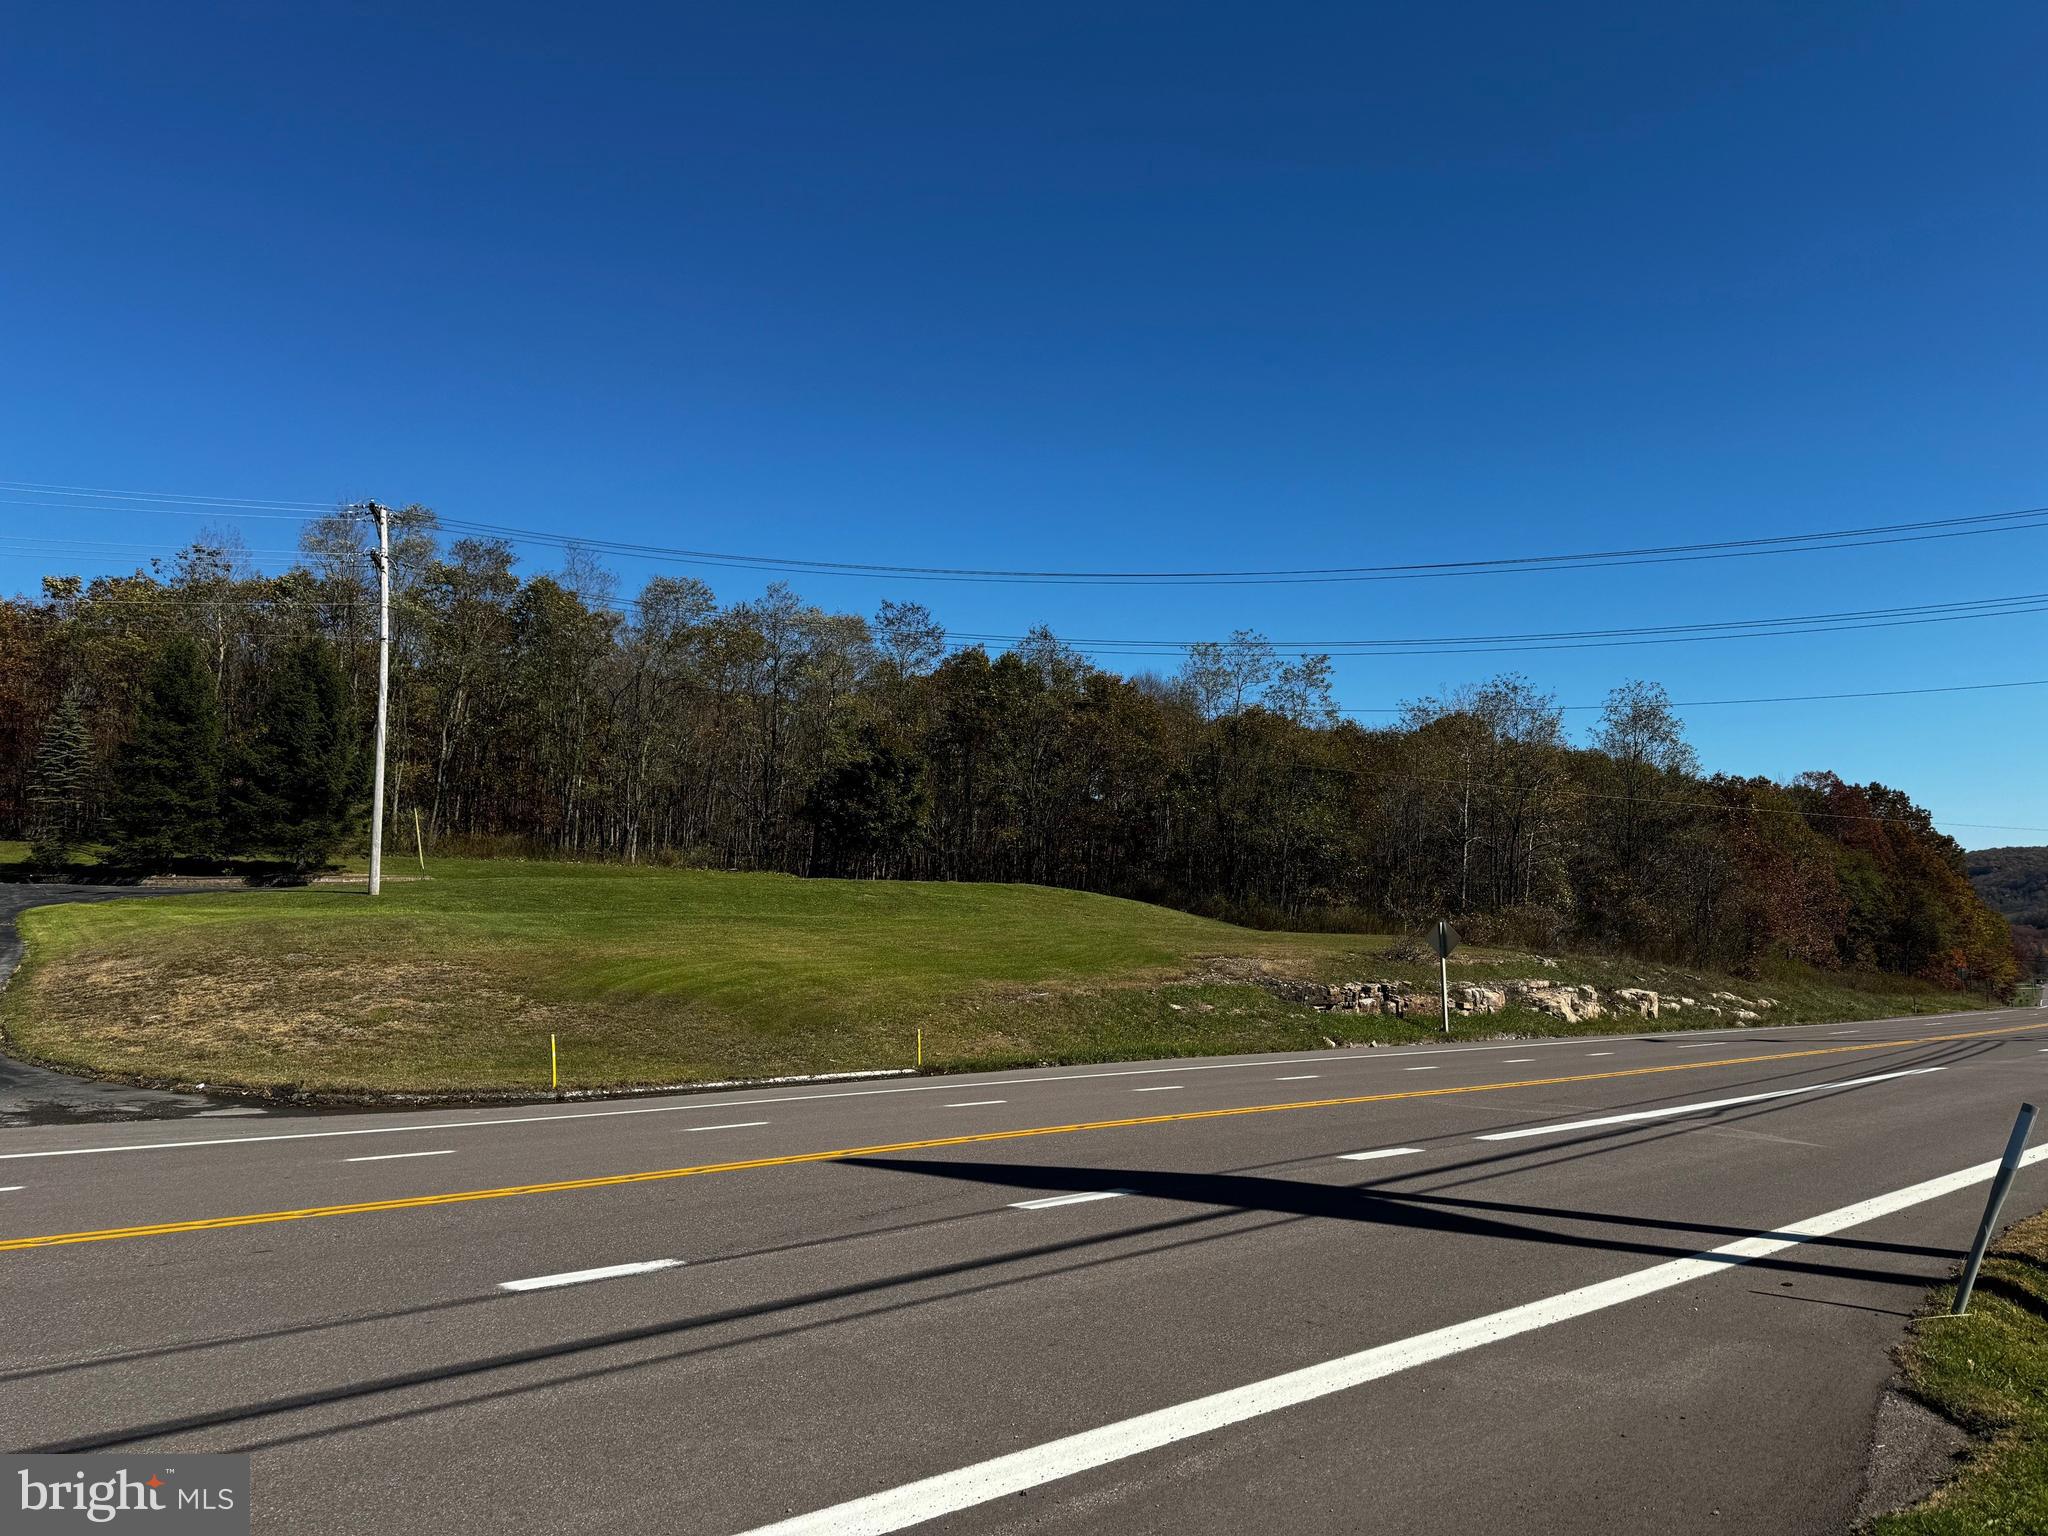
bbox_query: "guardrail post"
[1953,1101,2038,1315]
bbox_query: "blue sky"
[4,2,2044,840]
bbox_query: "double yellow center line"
[3,1020,2038,1254]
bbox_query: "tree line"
[0,511,2019,993]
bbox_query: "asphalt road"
[4,1006,2048,1534]
[0,883,267,1126]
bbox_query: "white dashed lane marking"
[501,1259,684,1292]
[1011,1191,1132,1211]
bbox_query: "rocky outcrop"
[1506,981,1603,1023]
[1260,974,1773,1025]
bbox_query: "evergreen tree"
[26,688,93,868]
[228,640,364,875]
[106,636,223,869]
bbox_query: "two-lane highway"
[3,1008,2045,1533]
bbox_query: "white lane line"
[1586,1052,1615,1058]
[1677,1044,1712,1049]
[0,1185,22,1193]
[1335,1148,1423,1162]
[945,1100,1008,1108]
[1404,1066,1438,1072]
[736,1142,2048,1536]
[685,1121,770,1132]
[1502,1058,1534,1063]
[1829,1030,1859,1036]
[1132,1086,1182,1093]
[1011,1190,1132,1210]
[344,1149,455,1163]
[1274,1075,1319,1082]
[500,1259,684,1293]
[1475,1068,1944,1142]
[7,1013,2010,1162]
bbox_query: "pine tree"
[26,688,94,868]
[106,636,223,870]
[227,640,364,875]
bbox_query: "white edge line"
[5,1011,2028,1162]
[945,1101,1008,1108]
[1335,1148,1423,1162]
[1475,1068,1944,1142]
[344,1149,456,1163]
[499,1258,684,1292]
[1010,1190,1132,1210]
[733,1143,2048,1536]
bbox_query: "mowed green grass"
[1,859,1998,1096]
[1873,1208,2048,1533]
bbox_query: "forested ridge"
[0,508,2019,994]
[1968,846,2048,979]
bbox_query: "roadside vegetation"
[1872,1208,2048,1533]
[1,860,1996,1098]
[1,531,2023,1002]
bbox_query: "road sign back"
[1432,921,1459,959]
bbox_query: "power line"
[26,585,2048,660]
[947,592,2048,653]
[7,477,2048,586]
[430,506,2048,586]
[0,481,336,510]
[1304,760,2048,835]
[1341,678,2048,714]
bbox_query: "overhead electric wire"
[427,506,2048,587]
[0,480,337,510]
[1302,760,2048,835]
[6,477,2048,586]
[945,592,2048,653]
[1340,677,2048,714]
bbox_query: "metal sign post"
[1432,921,1459,1035]
[1953,1101,2038,1315]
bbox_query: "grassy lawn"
[1,859,2000,1096]
[1873,1208,2048,1533]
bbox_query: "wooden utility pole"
[367,501,391,897]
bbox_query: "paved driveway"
[0,883,282,1127]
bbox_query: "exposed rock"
[1255,970,1769,1028]
[1506,980,1605,1024]
[1452,984,1507,1015]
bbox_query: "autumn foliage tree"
[0,525,2022,994]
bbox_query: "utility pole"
[367,501,391,897]
[1433,920,1459,1036]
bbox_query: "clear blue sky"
[4,2,2044,840]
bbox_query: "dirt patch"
[34,947,571,1053]
[1854,1387,1974,1525]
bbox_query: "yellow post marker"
[413,807,426,872]
[551,1034,558,1091]
[917,1029,923,1069]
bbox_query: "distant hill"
[1968,846,2048,928]
[1970,846,2048,982]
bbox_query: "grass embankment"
[1873,1209,2048,1533]
[1,859,1995,1097]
